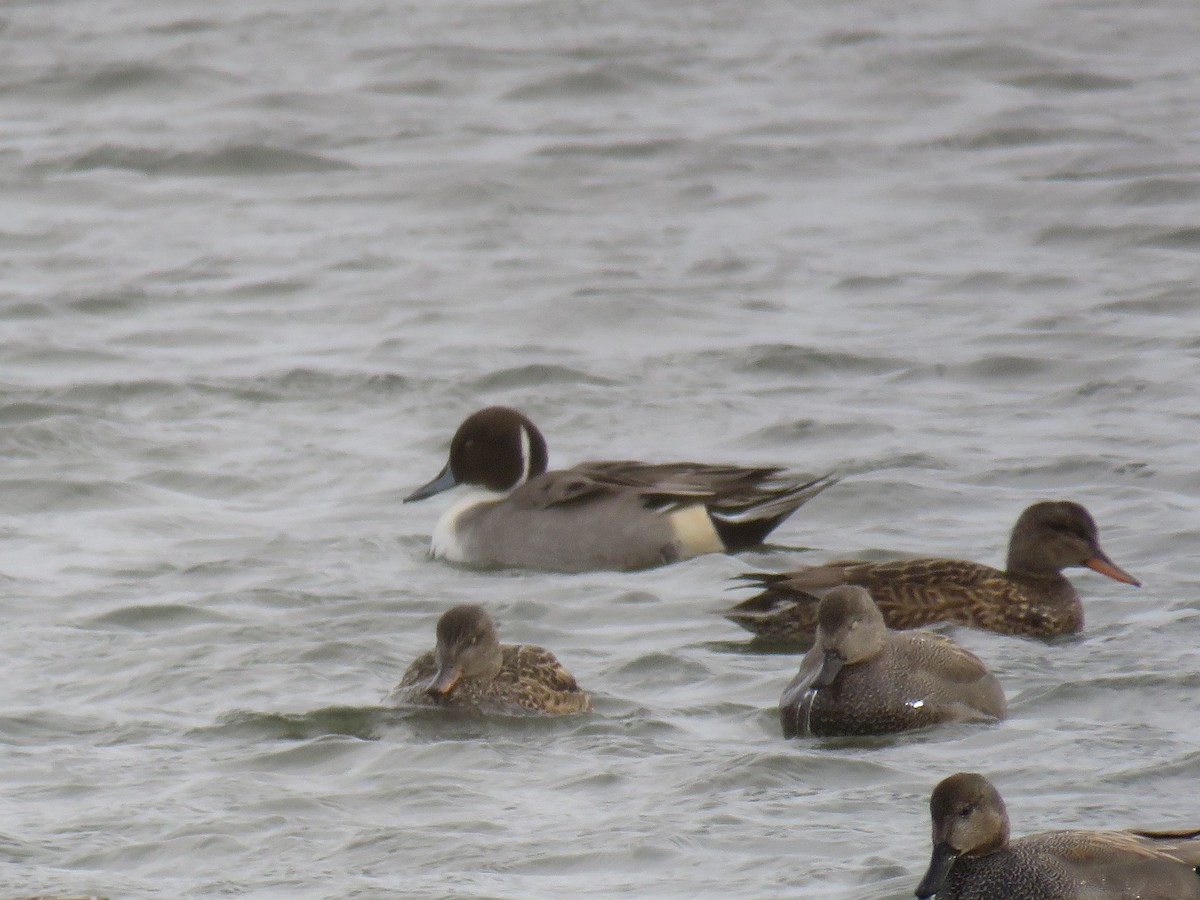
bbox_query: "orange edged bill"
[1084,553,1141,587]
[428,665,462,696]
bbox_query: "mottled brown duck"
[779,587,1005,738]
[916,772,1200,899]
[726,500,1139,644]
[389,604,590,715]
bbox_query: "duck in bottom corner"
[389,604,591,716]
[916,772,1200,899]
[779,586,1005,738]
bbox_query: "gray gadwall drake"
[916,772,1200,898]
[405,406,837,572]
[727,500,1139,644]
[389,605,590,716]
[779,587,1005,738]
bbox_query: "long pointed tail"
[710,473,839,550]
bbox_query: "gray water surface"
[2,0,1200,897]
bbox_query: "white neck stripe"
[517,424,532,486]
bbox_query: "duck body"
[732,557,1084,644]
[927,831,1200,899]
[779,587,1005,738]
[391,642,590,716]
[728,501,1139,644]
[917,773,1200,900]
[388,604,590,716]
[406,407,837,572]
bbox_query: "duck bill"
[915,843,959,898]
[1084,552,1140,587]
[427,664,463,697]
[813,650,845,689]
[405,462,459,503]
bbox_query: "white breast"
[430,488,500,562]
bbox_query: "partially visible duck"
[779,586,1005,738]
[405,406,837,572]
[726,500,1139,644]
[389,604,590,716]
[916,772,1200,898]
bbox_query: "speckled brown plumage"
[779,587,1005,738]
[917,772,1200,899]
[388,605,590,716]
[726,501,1139,645]
[731,556,1081,643]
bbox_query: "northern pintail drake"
[916,772,1200,899]
[779,586,1005,738]
[405,406,838,572]
[726,500,1139,644]
[389,604,591,716]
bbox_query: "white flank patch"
[667,504,724,557]
[431,488,500,562]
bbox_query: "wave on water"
[534,137,690,160]
[469,363,617,391]
[12,60,234,98]
[727,343,909,378]
[504,63,693,101]
[84,603,237,631]
[204,706,385,742]
[0,478,153,514]
[64,143,354,177]
[204,703,601,744]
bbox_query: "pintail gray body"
[779,586,1006,738]
[405,406,838,572]
[916,772,1200,899]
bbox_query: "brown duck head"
[811,586,888,687]
[916,772,1011,898]
[405,407,550,501]
[1005,500,1140,586]
[428,604,505,696]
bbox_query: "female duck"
[390,604,590,716]
[729,500,1139,644]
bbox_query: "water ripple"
[64,143,354,176]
